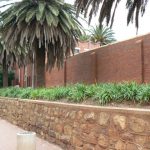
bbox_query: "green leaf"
[36,1,45,21]
[45,9,58,27]
[52,14,58,26]
[48,5,59,16]
[39,1,45,15]
[25,8,36,23]
[45,11,53,26]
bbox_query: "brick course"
[77,41,100,53]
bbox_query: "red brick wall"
[66,51,95,84]
[45,34,150,87]
[77,41,100,53]
[142,34,150,83]
[19,67,25,87]
[16,33,150,87]
[45,67,65,87]
[15,64,32,87]
[96,39,143,83]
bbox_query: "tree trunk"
[3,51,8,87]
[35,45,45,87]
[31,52,35,88]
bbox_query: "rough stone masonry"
[0,97,150,150]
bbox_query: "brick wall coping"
[0,97,149,115]
[85,32,150,53]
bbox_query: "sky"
[66,0,150,41]
[1,0,150,41]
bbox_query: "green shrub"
[0,82,150,105]
[18,88,33,99]
[68,84,87,102]
[136,84,150,103]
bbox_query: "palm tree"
[75,0,148,29]
[1,0,82,87]
[89,26,116,46]
[0,38,27,87]
[0,42,8,87]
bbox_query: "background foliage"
[0,69,14,87]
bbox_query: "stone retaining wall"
[0,97,150,150]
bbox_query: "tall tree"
[75,0,148,29]
[0,39,27,87]
[89,26,116,46]
[1,0,82,87]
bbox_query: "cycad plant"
[1,0,82,87]
[89,26,116,46]
[79,33,90,42]
[75,0,148,29]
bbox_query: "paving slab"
[0,119,63,150]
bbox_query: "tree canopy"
[1,0,82,70]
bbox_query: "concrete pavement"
[0,119,62,150]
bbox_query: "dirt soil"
[59,99,150,109]
[83,101,150,109]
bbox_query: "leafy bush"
[136,84,150,103]
[0,70,15,87]
[0,82,150,105]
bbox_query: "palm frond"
[75,0,149,29]
[0,36,28,68]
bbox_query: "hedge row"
[0,82,150,105]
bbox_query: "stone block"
[113,115,126,130]
[69,111,76,119]
[98,134,109,148]
[82,132,97,144]
[64,125,72,136]
[72,136,83,147]
[77,111,83,120]
[84,112,95,122]
[83,144,95,150]
[75,146,83,150]
[55,124,64,133]
[121,133,133,141]
[115,140,126,150]
[135,135,147,146]
[129,117,146,133]
[59,135,71,144]
[126,143,137,150]
[108,127,119,141]
[98,112,110,126]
